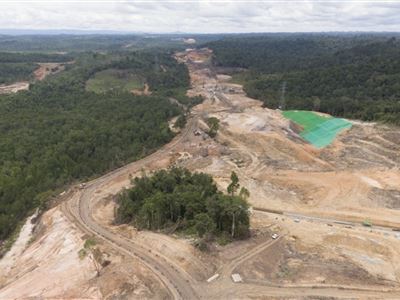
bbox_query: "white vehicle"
[272,233,279,239]
[294,218,300,223]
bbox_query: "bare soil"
[2,48,400,299]
[0,81,29,94]
[34,62,66,81]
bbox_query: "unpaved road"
[61,117,199,300]
[4,47,400,299]
[58,48,400,299]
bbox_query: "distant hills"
[0,29,144,35]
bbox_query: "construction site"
[1,48,400,299]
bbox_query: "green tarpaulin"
[283,110,352,148]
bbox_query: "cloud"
[0,0,399,33]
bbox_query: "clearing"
[86,69,144,93]
[2,48,400,299]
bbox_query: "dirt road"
[5,47,400,299]
[58,48,400,299]
[61,117,199,300]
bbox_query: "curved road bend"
[62,117,199,300]
[60,80,400,299]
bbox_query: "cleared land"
[86,69,144,93]
[0,62,68,95]
[34,62,66,81]
[2,48,400,299]
[0,81,29,94]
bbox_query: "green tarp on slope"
[282,110,352,148]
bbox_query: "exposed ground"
[2,47,400,299]
[0,81,29,94]
[0,61,68,95]
[34,62,66,81]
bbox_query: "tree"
[117,168,250,242]
[78,238,102,277]
[239,187,250,200]
[227,171,240,196]
[207,117,220,138]
[174,114,186,129]
[194,213,215,237]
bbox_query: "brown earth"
[0,61,70,95]
[2,48,400,299]
[34,62,66,81]
[132,83,151,96]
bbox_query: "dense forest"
[0,63,37,84]
[0,49,192,245]
[0,34,222,52]
[117,168,250,242]
[0,52,72,84]
[206,34,400,124]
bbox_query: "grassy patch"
[86,69,144,93]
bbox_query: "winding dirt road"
[61,117,199,300]
[57,49,400,299]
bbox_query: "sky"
[0,0,400,33]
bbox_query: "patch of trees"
[206,34,400,124]
[109,51,191,92]
[206,117,220,138]
[0,34,223,52]
[0,49,189,244]
[117,168,250,242]
[0,63,37,84]
[0,52,73,63]
[0,52,73,84]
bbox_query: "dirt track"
[3,48,400,299]
[61,118,199,300]
[58,48,400,298]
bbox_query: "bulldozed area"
[0,81,29,94]
[33,62,66,81]
[175,47,400,292]
[0,62,67,95]
[2,48,400,299]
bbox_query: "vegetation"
[117,168,250,241]
[206,117,220,138]
[0,34,223,52]
[0,49,193,243]
[0,63,37,84]
[174,114,187,129]
[206,34,400,124]
[0,52,72,84]
[0,52,73,63]
[86,69,144,93]
[78,237,108,276]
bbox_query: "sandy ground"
[0,81,29,94]
[0,208,100,299]
[177,47,400,289]
[2,47,400,299]
[0,212,38,275]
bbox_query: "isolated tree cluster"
[117,168,250,240]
